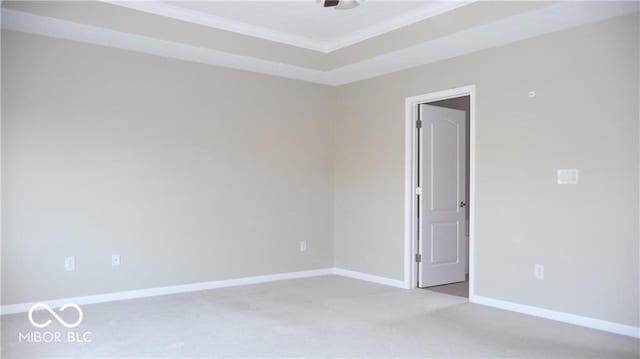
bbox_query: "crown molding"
[2,2,638,86]
[1,8,332,84]
[103,1,330,52]
[324,1,473,52]
[325,1,640,85]
[104,0,475,53]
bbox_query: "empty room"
[1,0,639,358]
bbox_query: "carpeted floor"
[2,275,638,358]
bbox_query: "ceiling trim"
[104,0,474,53]
[324,1,473,52]
[325,1,640,85]
[1,8,331,84]
[2,2,638,86]
[104,0,329,52]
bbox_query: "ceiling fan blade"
[324,0,339,7]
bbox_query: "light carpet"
[2,275,638,358]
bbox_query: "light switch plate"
[65,256,75,271]
[557,169,578,184]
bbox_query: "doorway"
[403,85,476,300]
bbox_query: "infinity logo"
[28,303,83,329]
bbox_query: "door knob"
[460,201,467,208]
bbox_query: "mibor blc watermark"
[19,303,93,344]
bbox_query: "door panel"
[431,119,459,211]
[418,104,466,288]
[430,222,459,265]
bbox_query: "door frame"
[403,85,476,299]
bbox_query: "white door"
[418,104,466,288]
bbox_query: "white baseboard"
[332,268,408,289]
[1,267,407,315]
[6,268,634,339]
[1,268,333,315]
[470,294,640,338]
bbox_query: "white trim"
[103,1,329,53]
[471,295,640,339]
[326,1,472,52]
[2,2,638,86]
[325,1,640,85]
[0,8,331,85]
[1,268,333,315]
[104,1,474,53]
[4,268,636,339]
[1,268,408,316]
[404,85,476,294]
[332,268,408,289]
[469,88,476,300]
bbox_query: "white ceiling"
[111,0,472,52]
[166,1,437,42]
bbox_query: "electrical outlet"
[112,254,121,266]
[535,264,544,279]
[557,169,579,184]
[65,256,75,271]
[299,240,307,252]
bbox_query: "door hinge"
[415,253,422,263]
[416,119,422,128]
[415,187,422,196]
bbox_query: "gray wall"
[1,31,335,304]
[334,14,639,326]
